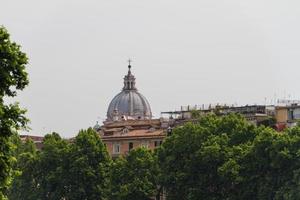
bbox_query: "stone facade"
[98,119,166,157]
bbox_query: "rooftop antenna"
[284,90,287,100]
[264,97,267,105]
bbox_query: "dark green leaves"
[8,129,112,200]
[111,148,159,200]
[0,26,28,98]
[0,26,29,199]
[158,114,300,200]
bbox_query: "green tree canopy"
[8,136,38,200]
[65,128,111,200]
[158,114,300,200]
[245,126,300,200]
[9,132,70,200]
[8,129,112,200]
[36,132,70,199]
[111,148,160,200]
[0,26,29,199]
[7,113,300,200]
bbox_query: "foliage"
[65,128,111,200]
[111,147,159,200]
[257,116,277,128]
[232,126,300,199]
[8,133,68,200]
[157,114,254,200]
[158,114,300,200]
[190,110,201,119]
[35,132,70,199]
[8,114,300,200]
[8,129,111,200]
[0,26,29,199]
[8,135,38,200]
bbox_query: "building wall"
[103,139,163,157]
[276,108,288,123]
[293,108,300,120]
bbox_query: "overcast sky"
[1,0,300,137]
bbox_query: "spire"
[123,59,136,91]
[127,59,132,75]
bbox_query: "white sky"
[1,0,300,137]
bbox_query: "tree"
[8,136,39,200]
[190,110,201,119]
[157,114,257,200]
[158,114,300,199]
[274,169,300,200]
[242,126,300,200]
[0,26,29,199]
[111,148,160,200]
[8,130,112,200]
[9,132,70,200]
[35,132,70,199]
[257,116,277,128]
[65,128,111,200]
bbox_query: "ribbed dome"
[106,63,152,121]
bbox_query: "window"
[113,143,121,154]
[122,128,129,134]
[154,140,163,147]
[129,142,133,151]
[140,141,149,148]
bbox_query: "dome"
[106,63,152,121]
[107,90,152,121]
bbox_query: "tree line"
[5,114,300,200]
[8,129,159,200]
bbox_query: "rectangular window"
[140,141,149,148]
[154,140,163,147]
[129,142,133,151]
[113,143,121,154]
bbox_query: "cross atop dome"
[127,59,132,75]
[127,58,132,75]
[128,58,132,67]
